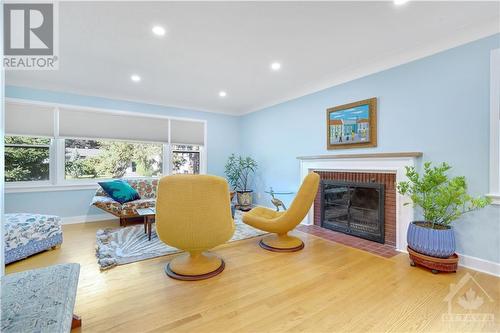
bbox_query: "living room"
[1,1,500,332]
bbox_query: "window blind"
[170,119,205,145]
[58,108,170,143]
[5,102,55,137]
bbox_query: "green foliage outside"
[224,154,258,191]
[66,140,162,179]
[397,162,491,229]
[5,136,50,182]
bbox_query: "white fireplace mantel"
[299,152,422,252]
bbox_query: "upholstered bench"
[91,178,158,226]
[1,263,81,333]
[4,213,63,264]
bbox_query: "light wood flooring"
[6,220,500,333]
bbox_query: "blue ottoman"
[4,213,63,264]
[1,263,80,333]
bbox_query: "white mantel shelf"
[297,152,423,160]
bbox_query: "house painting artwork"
[327,98,377,149]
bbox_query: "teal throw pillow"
[98,180,141,204]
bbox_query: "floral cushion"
[92,196,123,216]
[122,199,156,216]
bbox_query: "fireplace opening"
[321,180,385,243]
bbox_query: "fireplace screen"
[321,180,385,243]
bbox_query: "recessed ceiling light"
[219,91,227,97]
[394,0,409,5]
[152,25,166,36]
[270,62,281,71]
[130,74,141,82]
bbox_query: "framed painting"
[326,97,377,149]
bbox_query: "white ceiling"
[6,1,500,116]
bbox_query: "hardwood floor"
[6,220,500,332]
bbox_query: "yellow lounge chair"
[156,174,235,280]
[243,172,320,252]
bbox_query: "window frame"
[170,143,203,175]
[5,99,208,193]
[59,137,166,185]
[4,135,53,187]
[488,48,500,205]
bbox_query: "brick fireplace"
[313,171,396,247]
[298,152,422,252]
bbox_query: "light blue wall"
[5,86,240,218]
[241,34,500,263]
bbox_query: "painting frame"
[326,97,377,150]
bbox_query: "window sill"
[5,183,99,193]
[486,193,500,205]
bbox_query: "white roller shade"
[170,119,205,145]
[59,108,170,142]
[5,102,55,137]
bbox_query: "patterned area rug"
[95,210,265,270]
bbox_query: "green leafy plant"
[224,154,258,192]
[397,162,491,229]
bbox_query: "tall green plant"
[397,162,491,229]
[224,154,258,191]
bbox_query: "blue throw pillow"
[98,180,141,204]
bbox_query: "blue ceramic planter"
[407,222,455,258]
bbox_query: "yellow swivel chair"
[243,172,320,252]
[156,175,235,280]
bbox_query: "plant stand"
[235,204,252,212]
[407,246,458,274]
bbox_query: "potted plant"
[397,162,490,258]
[224,154,258,211]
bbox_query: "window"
[172,145,201,174]
[65,139,163,180]
[5,136,51,182]
[4,100,206,191]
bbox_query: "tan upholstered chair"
[243,172,320,252]
[156,174,235,280]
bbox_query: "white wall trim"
[299,155,420,252]
[61,213,117,225]
[458,253,500,277]
[6,183,98,193]
[489,48,500,205]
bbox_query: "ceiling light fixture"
[219,91,227,97]
[152,25,166,36]
[130,74,141,82]
[270,62,281,71]
[394,0,409,5]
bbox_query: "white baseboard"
[61,213,117,225]
[457,253,500,277]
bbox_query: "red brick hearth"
[300,170,398,257]
[297,224,399,258]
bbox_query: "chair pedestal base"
[165,252,225,281]
[259,234,304,252]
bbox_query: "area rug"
[95,210,265,270]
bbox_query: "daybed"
[91,178,158,225]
